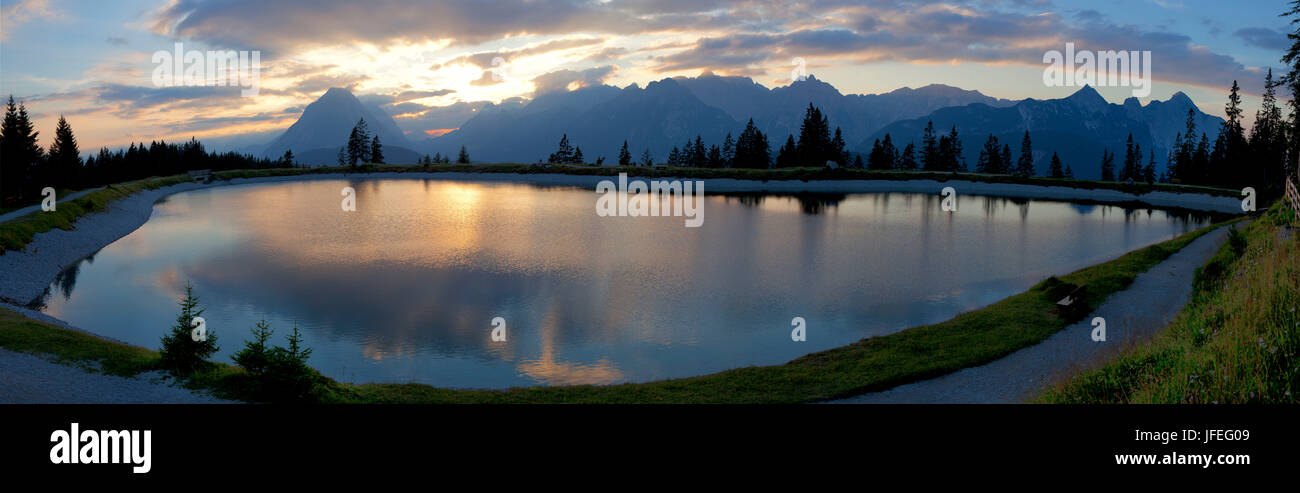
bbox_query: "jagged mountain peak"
[261,87,415,164]
[1066,84,1107,108]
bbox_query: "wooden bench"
[1055,284,1088,319]
[187,169,213,183]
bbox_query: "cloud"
[94,83,244,109]
[0,0,60,40]
[441,37,606,69]
[387,99,527,135]
[143,0,1266,97]
[283,73,371,96]
[1234,27,1289,51]
[530,65,618,95]
[651,3,1261,91]
[470,70,504,87]
[74,83,260,121]
[150,0,664,54]
[393,89,455,101]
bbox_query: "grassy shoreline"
[1039,203,1297,403]
[0,217,1233,403]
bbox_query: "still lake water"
[34,178,1211,388]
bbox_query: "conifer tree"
[370,135,384,164]
[48,115,81,187]
[159,283,219,375]
[720,133,735,167]
[1015,130,1034,177]
[1100,148,1116,181]
[1049,152,1064,178]
[921,120,939,170]
[0,96,42,205]
[617,141,632,166]
[777,134,798,168]
[900,142,917,170]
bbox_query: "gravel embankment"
[827,223,1238,404]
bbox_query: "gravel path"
[828,223,1238,404]
[0,349,229,403]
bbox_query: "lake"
[33,178,1212,388]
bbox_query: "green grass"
[0,216,1231,403]
[1039,202,1298,403]
[0,175,192,253]
[0,308,157,376]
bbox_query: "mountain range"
[420,74,1017,164]
[254,76,1223,179]
[864,85,1223,179]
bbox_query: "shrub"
[232,320,320,402]
[232,319,274,377]
[159,283,219,375]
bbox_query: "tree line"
[862,63,1293,196]
[1165,73,1288,200]
[0,96,281,208]
[544,103,851,169]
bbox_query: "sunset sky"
[0,0,1291,153]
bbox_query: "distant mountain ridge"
[861,85,1224,180]
[260,80,1221,178]
[419,74,1015,163]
